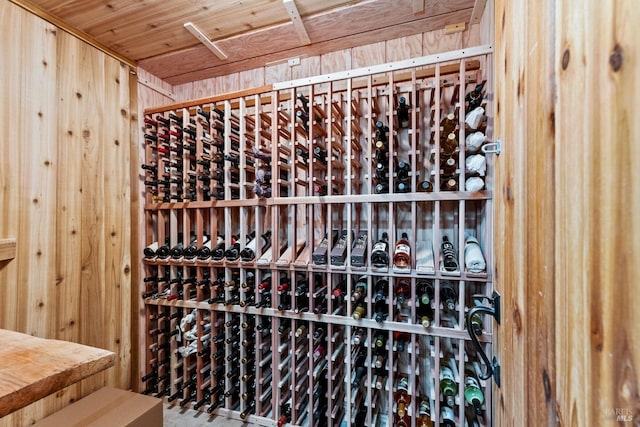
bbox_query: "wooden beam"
[444,22,466,34]
[470,0,488,24]
[0,239,16,261]
[413,0,426,15]
[283,0,311,45]
[6,0,136,69]
[184,22,228,61]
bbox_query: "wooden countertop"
[0,329,115,417]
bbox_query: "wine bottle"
[395,279,410,305]
[397,96,410,128]
[350,231,368,267]
[442,132,458,155]
[441,176,458,191]
[441,405,456,426]
[240,230,271,262]
[351,275,368,301]
[464,365,485,415]
[392,232,411,270]
[417,180,433,192]
[155,238,171,259]
[371,232,390,268]
[417,300,433,328]
[331,280,347,298]
[330,230,351,266]
[195,235,217,260]
[352,302,366,320]
[464,233,486,273]
[465,81,486,111]
[352,352,367,388]
[440,113,457,138]
[396,161,411,182]
[374,120,389,144]
[224,235,241,261]
[441,236,459,271]
[440,365,458,407]
[465,106,485,130]
[417,280,434,305]
[294,324,307,338]
[374,181,389,194]
[373,278,388,323]
[143,241,158,258]
[394,376,410,417]
[441,155,458,175]
[312,230,338,265]
[440,282,457,311]
[211,236,227,261]
[352,328,364,345]
[417,399,434,427]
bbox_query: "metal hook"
[466,291,501,387]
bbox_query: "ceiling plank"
[184,22,228,60]
[283,0,311,45]
[143,8,473,85]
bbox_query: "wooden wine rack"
[141,45,495,427]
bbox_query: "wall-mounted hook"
[481,140,501,155]
[466,290,501,387]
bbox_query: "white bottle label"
[395,243,410,256]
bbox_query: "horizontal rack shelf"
[141,299,493,344]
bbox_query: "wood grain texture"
[0,1,134,425]
[494,0,640,425]
[386,34,423,63]
[0,329,115,418]
[139,7,474,84]
[556,0,640,425]
[493,0,553,423]
[25,0,361,60]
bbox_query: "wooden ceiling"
[19,0,483,85]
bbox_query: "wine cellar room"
[0,0,638,426]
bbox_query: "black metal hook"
[466,290,501,387]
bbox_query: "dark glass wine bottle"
[397,96,410,128]
[371,232,390,268]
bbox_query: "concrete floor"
[163,403,259,426]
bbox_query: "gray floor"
[163,403,259,426]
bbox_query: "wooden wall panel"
[385,34,422,63]
[555,0,640,425]
[493,0,640,425]
[320,48,351,75]
[292,55,321,81]
[351,41,386,69]
[0,1,135,424]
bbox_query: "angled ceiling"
[22,0,482,85]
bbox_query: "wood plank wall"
[494,0,640,425]
[0,1,136,425]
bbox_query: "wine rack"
[140,45,495,427]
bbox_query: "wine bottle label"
[441,405,455,421]
[465,375,481,389]
[394,243,411,257]
[440,367,455,382]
